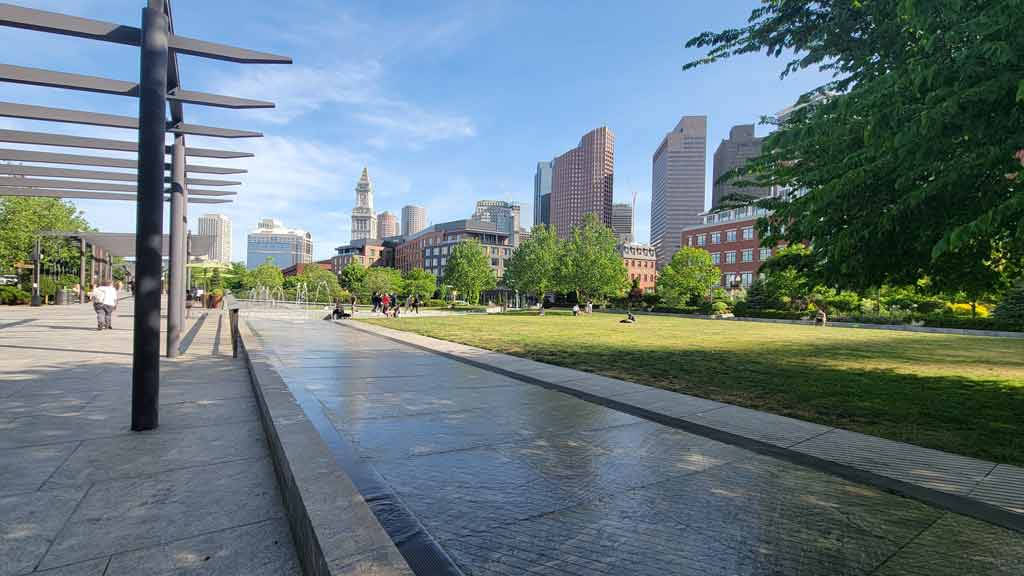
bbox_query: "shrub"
[711,301,729,314]
[995,281,1024,327]
[425,298,447,308]
[0,285,30,305]
[946,302,989,318]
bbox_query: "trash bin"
[55,289,68,305]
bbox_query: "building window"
[441,257,446,266]
[687,236,693,247]
[711,232,721,245]
[491,258,498,266]
[711,252,721,265]
[741,249,753,263]
[742,227,754,241]
[741,272,753,287]
[725,251,737,264]
[726,229,737,242]
[759,247,772,260]
[697,234,706,247]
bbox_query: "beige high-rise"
[401,204,427,237]
[196,213,232,264]
[651,116,707,268]
[550,126,614,239]
[377,211,399,239]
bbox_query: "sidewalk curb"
[239,319,415,576]
[345,320,1024,535]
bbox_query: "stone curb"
[345,320,1024,535]
[600,309,1024,338]
[238,319,415,576]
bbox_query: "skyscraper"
[651,116,707,268]
[551,126,614,239]
[402,205,427,237]
[712,124,767,209]
[246,218,313,269]
[196,213,232,264]
[533,160,553,228]
[351,167,377,241]
[377,211,399,238]
[611,202,633,243]
[473,200,522,246]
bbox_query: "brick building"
[281,259,334,277]
[681,205,786,288]
[332,238,396,270]
[394,219,514,281]
[619,243,657,293]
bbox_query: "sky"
[0,0,832,262]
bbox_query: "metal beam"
[0,164,241,186]
[0,148,247,174]
[0,187,231,203]
[0,176,232,196]
[0,64,274,109]
[0,129,253,158]
[0,64,137,96]
[0,3,291,64]
[0,101,262,138]
[169,187,236,196]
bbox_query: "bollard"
[230,308,239,358]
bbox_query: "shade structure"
[42,231,216,259]
[0,0,290,430]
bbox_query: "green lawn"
[362,313,1024,466]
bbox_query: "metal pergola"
[0,1,290,430]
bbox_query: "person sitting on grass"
[572,303,580,317]
[815,308,828,327]
[620,311,636,324]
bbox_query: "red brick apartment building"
[394,219,514,280]
[619,243,657,293]
[681,206,786,288]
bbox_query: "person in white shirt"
[90,280,118,330]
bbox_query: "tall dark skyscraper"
[712,124,767,209]
[651,116,707,268]
[551,126,614,239]
[612,202,633,243]
[533,160,553,228]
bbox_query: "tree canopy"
[295,264,346,302]
[442,239,496,304]
[503,224,560,300]
[338,261,367,292]
[685,0,1024,292]
[557,213,628,302]
[401,267,436,299]
[0,197,92,272]
[655,246,721,307]
[248,258,284,290]
[360,267,403,299]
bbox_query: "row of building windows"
[693,227,755,247]
[709,247,772,265]
[721,272,755,287]
[626,259,654,268]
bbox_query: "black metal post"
[78,237,86,303]
[30,236,41,306]
[230,308,239,358]
[131,0,168,432]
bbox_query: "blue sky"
[0,0,830,261]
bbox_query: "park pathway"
[0,302,299,576]
[247,315,1024,576]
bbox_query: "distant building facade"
[377,211,399,239]
[246,218,313,269]
[551,126,614,239]
[394,218,513,281]
[533,160,553,228]
[619,242,657,293]
[651,115,707,269]
[611,202,633,243]
[332,238,396,270]
[281,260,334,277]
[712,124,768,209]
[196,213,231,264]
[351,167,377,241]
[473,200,521,246]
[401,204,427,237]
[681,205,786,288]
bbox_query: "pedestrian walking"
[90,280,118,330]
[413,295,421,314]
[381,293,391,316]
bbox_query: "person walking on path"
[412,295,421,314]
[90,280,118,330]
[381,293,391,316]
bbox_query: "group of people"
[571,301,594,317]
[370,292,423,318]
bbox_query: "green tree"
[557,214,628,302]
[224,262,249,291]
[361,267,403,300]
[442,239,496,305]
[0,197,92,272]
[995,279,1024,327]
[684,1,1024,292]
[209,268,223,290]
[296,264,346,302]
[655,247,721,308]
[248,258,284,290]
[338,261,367,292]
[402,268,436,299]
[503,224,560,312]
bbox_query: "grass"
[362,313,1024,466]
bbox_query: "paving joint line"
[341,320,1024,534]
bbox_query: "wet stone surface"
[251,317,1024,576]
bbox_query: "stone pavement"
[0,303,299,576]
[245,315,1024,576]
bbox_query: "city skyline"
[0,1,831,262]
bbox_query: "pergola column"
[131,0,169,431]
[78,237,86,303]
[166,133,186,358]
